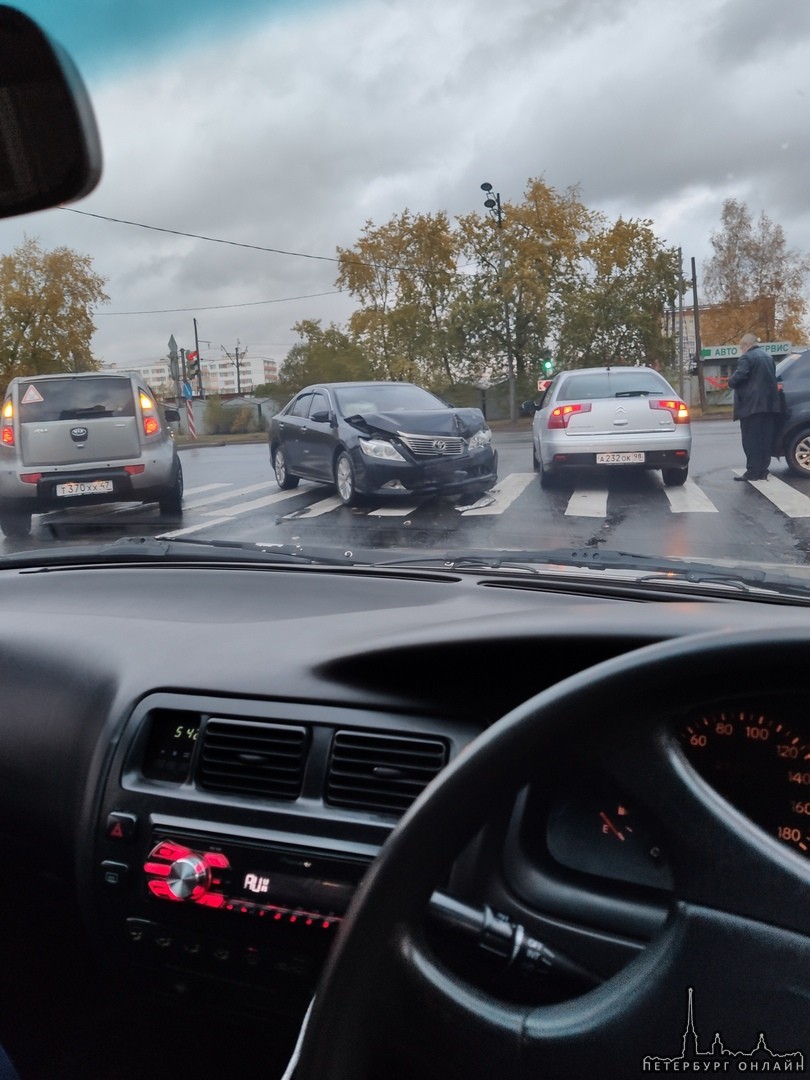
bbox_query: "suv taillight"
[548,402,591,429]
[650,399,689,424]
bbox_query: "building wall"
[199,356,278,395]
[102,356,279,397]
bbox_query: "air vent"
[199,719,309,799]
[325,730,448,814]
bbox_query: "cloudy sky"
[2,0,809,370]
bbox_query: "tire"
[334,451,361,506]
[158,462,184,519]
[538,455,556,489]
[273,446,300,489]
[0,504,32,539]
[662,466,688,487]
[786,428,810,478]
[532,442,540,471]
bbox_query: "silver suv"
[0,371,183,537]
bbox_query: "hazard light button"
[106,812,137,842]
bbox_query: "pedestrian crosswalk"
[733,470,810,518]
[663,480,718,514]
[157,468,810,537]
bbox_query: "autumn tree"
[454,178,594,396]
[336,210,460,385]
[0,237,109,381]
[331,178,690,407]
[276,320,374,401]
[335,182,595,405]
[702,198,810,343]
[556,218,681,372]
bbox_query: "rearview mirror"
[0,5,101,218]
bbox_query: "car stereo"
[141,831,368,925]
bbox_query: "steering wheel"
[294,629,810,1079]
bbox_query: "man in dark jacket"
[727,333,782,480]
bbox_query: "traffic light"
[187,352,200,379]
[542,357,554,373]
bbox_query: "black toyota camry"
[268,381,498,506]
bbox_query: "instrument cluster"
[541,701,810,891]
[678,702,810,861]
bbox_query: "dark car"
[774,350,810,476]
[268,381,498,505]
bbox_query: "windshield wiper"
[375,547,810,599]
[0,535,354,569]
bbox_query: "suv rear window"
[776,353,810,382]
[557,371,670,401]
[18,377,137,422]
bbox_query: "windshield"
[0,1,809,593]
[333,384,446,415]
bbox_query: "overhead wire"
[59,206,478,276]
[58,206,482,319]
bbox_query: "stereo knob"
[145,841,230,904]
[166,853,211,901]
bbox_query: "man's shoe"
[734,473,754,481]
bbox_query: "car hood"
[345,408,486,437]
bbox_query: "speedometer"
[679,707,810,860]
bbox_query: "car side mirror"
[521,400,538,415]
[0,6,102,218]
[310,409,332,424]
[164,407,181,423]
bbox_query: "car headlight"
[358,439,406,462]
[467,428,492,451]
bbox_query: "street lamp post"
[481,182,516,422]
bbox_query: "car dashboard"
[0,559,808,1078]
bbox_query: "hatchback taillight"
[548,402,592,429]
[139,392,161,437]
[650,399,689,423]
[1,399,13,446]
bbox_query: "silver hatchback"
[525,366,691,487]
[0,371,183,537]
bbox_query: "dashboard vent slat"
[199,719,309,799]
[326,730,448,814]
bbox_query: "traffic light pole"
[193,317,204,397]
